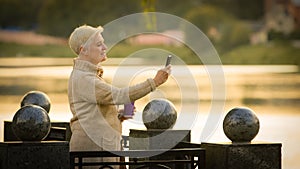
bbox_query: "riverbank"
[1,42,300,66]
[1,31,300,65]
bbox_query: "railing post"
[78,156,82,169]
[200,150,205,169]
[69,153,74,169]
[190,155,195,169]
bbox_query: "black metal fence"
[70,148,205,169]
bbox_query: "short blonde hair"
[68,25,103,55]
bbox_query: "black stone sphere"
[21,91,51,113]
[142,99,177,130]
[223,107,260,143]
[12,105,51,141]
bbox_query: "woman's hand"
[118,107,136,122]
[153,65,171,87]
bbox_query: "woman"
[68,25,171,168]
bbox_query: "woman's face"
[86,32,107,65]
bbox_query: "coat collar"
[73,58,97,72]
[73,58,104,77]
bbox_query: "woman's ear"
[79,45,88,56]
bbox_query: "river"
[0,58,299,169]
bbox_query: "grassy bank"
[222,41,300,66]
[1,41,300,65]
[0,42,75,58]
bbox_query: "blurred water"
[0,63,299,169]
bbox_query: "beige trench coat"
[68,59,156,168]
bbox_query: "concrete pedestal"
[129,129,191,150]
[0,141,69,169]
[129,129,191,169]
[4,121,71,141]
[201,142,282,169]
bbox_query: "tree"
[201,0,264,20]
[185,5,251,53]
[37,0,140,37]
[0,0,43,29]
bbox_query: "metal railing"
[70,148,205,169]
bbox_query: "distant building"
[265,0,300,33]
[251,0,300,44]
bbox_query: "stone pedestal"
[4,121,71,141]
[129,129,191,150]
[201,142,282,169]
[0,141,69,169]
[129,129,191,169]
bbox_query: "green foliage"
[185,5,251,54]
[219,21,251,52]
[107,43,200,64]
[185,5,233,33]
[37,0,140,37]
[0,0,43,29]
[222,41,300,65]
[0,42,200,64]
[154,0,201,17]
[2,42,300,66]
[0,42,74,57]
[0,0,264,36]
[268,29,300,40]
[202,0,264,20]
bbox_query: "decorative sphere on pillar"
[12,105,51,141]
[142,99,177,130]
[223,107,260,143]
[21,91,51,113]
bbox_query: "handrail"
[70,148,205,169]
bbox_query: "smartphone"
[165,55,172,67]
[123,102,135,118]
